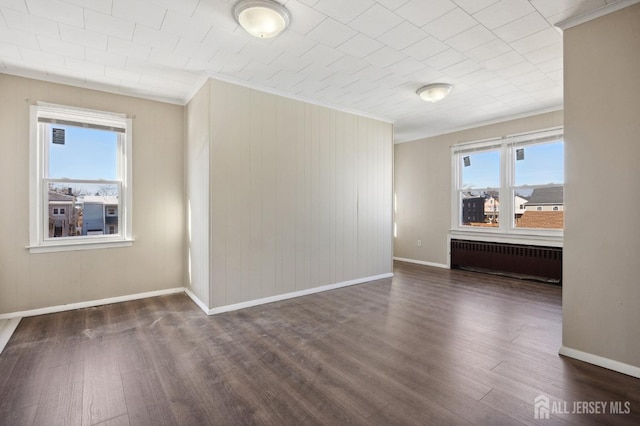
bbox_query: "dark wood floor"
[1,261,638,425]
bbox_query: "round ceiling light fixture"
[416,83,453,103]
[233,0,290,39]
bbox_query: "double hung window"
[29,103,133,252]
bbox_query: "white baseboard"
[0,318,21,354]
[0,287,185,320]
[559,346,640,379]
[184,288,210,315]
[393,257,449,269]
[207,273,394,315]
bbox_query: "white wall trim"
[393,257,449,269]
[207,273,394,315]
[0,318,21,354]
[555,0,640,30]
[0,287,185,320]
[559,346,640,379]
[184,288,210,315]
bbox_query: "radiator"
[450,239,562,283]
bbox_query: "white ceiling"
[0,0,623,142]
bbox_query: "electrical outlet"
[417,239,422,247]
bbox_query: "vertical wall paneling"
[225,84,252,305]
[194,79,393,310]
[318,108,332,287]
[186,81,211,307]
[334,112,345,283]
[294,102,307,291]
[249,89,264,301]
[209,81,228,307]
[277,97,297,296]
[356,116,368,277]
[259,92,278,299]
[343,115,357,281]
[309,104,321,289]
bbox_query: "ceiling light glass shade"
[417,83,453,103]
[234,0,290,39]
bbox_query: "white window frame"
[28,102,134,253]
[450,127,564,247]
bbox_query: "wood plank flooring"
[1,261,639,425]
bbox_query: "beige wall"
[0,74,185,314]
[563,4,640,369]
[394,110,563,266]
[187,79,393,309]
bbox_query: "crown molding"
[555,0,640,30]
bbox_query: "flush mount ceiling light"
[416,83,453,103]
[233,0,290,39]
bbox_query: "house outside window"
[451,127,564,243]
[29,102,133,253]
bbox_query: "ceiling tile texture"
[0,0,622,141]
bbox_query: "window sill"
[449,229,562,247]
[27,238,135,254]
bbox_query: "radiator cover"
[450,239,562,283]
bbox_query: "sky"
[48,124,119,197]
[48,124,117,181]
[461,141,564,190]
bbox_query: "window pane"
[47,182,119,239]
[460,191,500,227]
[48,124,118,180]
[461,150,500,189]
[514,141,564,186]
[514,186,564,229]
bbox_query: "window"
[452,128,564,240]
[29,102,133,253]
[458,146,501,228]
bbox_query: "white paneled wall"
[187,79,393,310]
[185,81,211,307]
